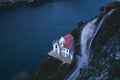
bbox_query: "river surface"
[0,0,115,80]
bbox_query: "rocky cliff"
[78,2,120,80]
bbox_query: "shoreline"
[0,0,60,9]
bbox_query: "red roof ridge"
[63,34,73,49]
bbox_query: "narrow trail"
[80,18,98,67]
[67,9,116,80]
[67,18,98,80]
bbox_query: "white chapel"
[52,34,74,60]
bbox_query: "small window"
[66,54,69,57]
[55,45,57,48]
[60,43,62,45]
[66,50,68,52]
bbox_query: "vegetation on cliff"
[31,57,72,80]
[71,22,84,56]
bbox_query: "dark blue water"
[0,0,115,80]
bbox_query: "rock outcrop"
[78,1,120,80]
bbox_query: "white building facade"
[53,34,74,60]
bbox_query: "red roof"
[63,34,73,49]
